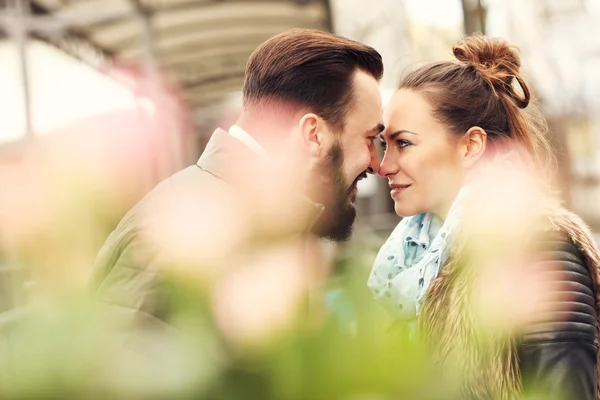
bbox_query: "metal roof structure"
[1,0,331,110]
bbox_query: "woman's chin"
[394,202,422,218]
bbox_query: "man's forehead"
[369,123,385,134]
[346,73,384,135]
[352,71,382,102]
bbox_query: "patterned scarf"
[368,187,469,318]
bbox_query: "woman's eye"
[397,140,412,149]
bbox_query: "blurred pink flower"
[472,254,571,334]
[211,242,315,348]
[139,184,251,281]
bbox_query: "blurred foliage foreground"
[0,120,562,399]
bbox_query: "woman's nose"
[378,150,398,178]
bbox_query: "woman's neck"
[433,187,464,222]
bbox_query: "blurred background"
[2,0,598,236]
[0,0,599,398]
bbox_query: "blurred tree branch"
[461,0,487,35]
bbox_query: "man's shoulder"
[91,163,236,275]
[102,164,229,238]
[168,163,229,191]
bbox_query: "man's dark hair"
[243,29,383,131]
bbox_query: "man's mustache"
[349,171,369,192]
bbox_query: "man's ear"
[299,113,326,157]
[462,126,487,168]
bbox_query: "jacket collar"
[197,128,254,185]
[228,124,269,158]
[197,128,324,234]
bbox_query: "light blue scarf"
[368,187,469,319]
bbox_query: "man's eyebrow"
[368,124,385,135]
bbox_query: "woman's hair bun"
[453,34,529,108]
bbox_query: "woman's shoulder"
[537,207,600,272]
[522,210,599,344]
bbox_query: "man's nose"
[367,147,381,175]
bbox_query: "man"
[89,28,384,328]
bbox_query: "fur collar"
[419,207,600,399]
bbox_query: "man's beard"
[309,143,366,242]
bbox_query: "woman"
[368,34,600,400]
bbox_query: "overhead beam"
[28,1,115,68]
[121,33,276,62]
[81,0,323,46]
[183,72,245,91]
[159,43,254,69]
[172,62,247,86]
[185,80,245,101]
[109,14,324,52]
[119,25,307,59]
[77,0,327,30]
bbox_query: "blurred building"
[0,0,331,160]
[1,0,598,242]
[485,0,600,237]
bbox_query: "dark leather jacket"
[519,231,598,400]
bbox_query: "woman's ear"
[462,126,487,168]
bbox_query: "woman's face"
[379,89,466,219]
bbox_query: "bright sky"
[0,40,139,144]
[403,0,464,29]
